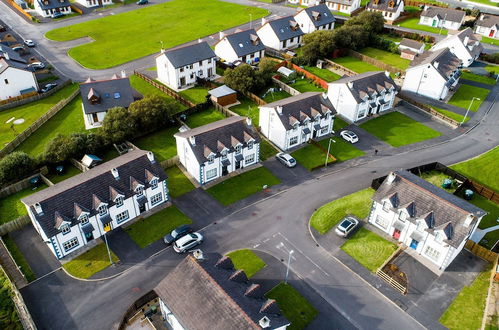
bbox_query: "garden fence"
[404,0,448,7]
[0,237,27,288]
[212,100,240,118]
[465,240,498,263]
[324,59,357,77]
[348,49,405,76]
[0,266,36,329]
[244,91,266,106]
[159,156,179,169]
[377,269,408,295]
[286,62,329,90]
[70,158,89,172]
[392,11,421,25]
[397,92,460,128]
[133,71,195,108]
[0,169,48,198]
[0,80,72,111]
[118,291,158,330]
[271,77,301,96]
[7,0,32,20]
[0,87,80,159]
[70,4,83,14]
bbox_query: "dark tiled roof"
[410,48,461,80]
[36,0,70,10]
[300,4,336,28]
[476,14,499,28]
[21,150,167,238]
[420,6,465,24]
[174,117,260,163]
[373,170,486,248]
[265,16,304,41]
[162,42,216,69]
[263,92,336,130]
[0,57,29,74]
[331,71,397,103]
[0,45,26,64]
[79,76,135,114]
[223,29,265,57]
[154,253,289,330]
[453,28,483,58]
[399,38,424,50]
[367,0,403,13]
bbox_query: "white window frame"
[116,210,129,224]
[382,201,390,212]
[80,214,89,225]
[289,136,298,146]
[98,205,107,216]
[424,246,440,261]
[63,237,79,252]
[398,211,406,222]
[235,145,242,154]
[248,141,254,150]
[206,168,217,180]
[150,193,163,206]
[208,155,215,164]
[61,224,71,235]
[375,215,389,230]
[150,179,158,190]
[245,154,255,165]
[320,126,328,134]
[136,186,144,196]
[115,196,124,207]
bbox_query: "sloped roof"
[161,42,216,69]
[420,6,465,24]
[476,14,499,28]
[409,48,462,80]
[325,0,356,5]
[299,4,336,27]
[453,28,483,58]
[154,253,289,330]
[0,45,26,64]
[331,71,397,103]
[79,76,135,114]
[0,57,30,75]
[208,85,236,98]
[367,0,403,13]
[373,170,486,248]
[36,0,70,9]
[264,16,304,41]
[21,150,167,238]
[223,29,265,57]
[399,38,424,50]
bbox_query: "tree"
[129,95,178,132]
[43,133,106,164]
[257,57,278,85]
[224,64,259,94]
[332,25,369,50]
[345,11,385,34]
[99,107,137,143]
[0,152,35,186]
[300,30,335,65]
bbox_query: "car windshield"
[339,220,351,229]
[289,159,296,163]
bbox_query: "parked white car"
[276,152,296,168]
[335,216,359,237]
[173,232,203,253]
[340,130,359,144]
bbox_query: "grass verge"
[448,84,490,112]
[461,71,496,85]
[2,235,36,282]
[165,165,195,198]
[451,146,499,191]
[227,249,265,278]
[62,243,119,279]
[0,184,48,225]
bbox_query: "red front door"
[490,30,495,37]
[393,229,401,240]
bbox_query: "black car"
[163,225,193,244]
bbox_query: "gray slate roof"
[410,48,461,81]
[0,45,26,64]
[36,0,70,10]
[300,4,336,28]
[420,6,465,24]
[476,14,499,28]
[208,85,236,98]
[399,38,424,50]
[223,29,265,57]
[331,71,397,103]
[154,253,289,330]
[263,92,336,130]
[0,57,29,74]
[161,42,216,69]
[453,28,483,58]
[265,16,304,41]
[174,116,260,163]
[373,170,486,248]
[79,76,135,114]
[21,150,167,238]
[367,0,403,13]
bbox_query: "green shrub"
[0,152,36,187]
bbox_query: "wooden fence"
[0,216,30,237]
[0,91,38,107]
[133,71,195,108]
[324,58,357,77]
[404,0,448,7]
[397,92,460,128]
[118,291,158,330]
[159,156,179,169]
[377,269,408,295]
[70,4,83,14]
[348,49,404,76]
[212,100,240,118]
[7,0,32,20]
[70,158,89,173]
[0,80,72,111]
[272,77,301,96]
[289,62,329,90]
[465,240,498,263]
[0,86,80,158]
[0,266,36,329]
[466,181,499,204]
[0,169,48,198]
[245,91,266,106]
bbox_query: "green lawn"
[451,146,499,192]
[259,139,278,161]
[227,249,265,278]
[310,188,374,234]
[420,170,456,193]
[359,47,410,70]
[333,117,349,132]
[341,227,397,272]
[45,164,82,184]
[184,107,225,128]
[0,84,79,149]
[99,148,120,163]
[129,75,180,105]
[206,167,280,206]
[317,138,365,162]
[470,194,499,230]
[448,84,490,112]
[132,126,179,162]
[480,229,499,250]
[485,64,499,75]
[179,86,209,105]
[16,97,85,157]
[124,206,192,248]
[165,165,195,198]
[303,66,342,82]
[289,78,325,93]
[0,184,47,225]
[440,265,493,330]
[260,88,291,103]
[380,34,403,43]
[62,243,119,279]
[2,235,36,282]
[291,144,332,171]
[0,268,22,330]
[331,10,350,17]
[463,0,498,7]
[45,0,268,69]
[265,282,318,330]
[360,112,441,147]
[398,17,448,36]
[229,97,260,124]
[430,106,469,123]
[461,72,497,85]
[332,56,382,73]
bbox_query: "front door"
[180,77,186,87]
[312,129,317,138]
[490,29,495,37]
[432,19,437,27]
[208,68,213,77]
[85,232,94,242]
[222,165,228,176]
[235,161,241,170]
[92,113,99,123]
[410,239,419,250]
[393,229,401,240]
[139,204,146,214]
[103,223,111,232]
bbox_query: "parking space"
[263,157,312,186]
[338,125,394,154]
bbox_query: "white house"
[79,73,135,129]
[366,0,404,24]
[475,14,499,39]
[369,170,486,272]
[293,4,336,34]
[21,150,169,260]
[214,29,265,65]
[34,0,72,18]
[0,47,38,101]
[431,28,483,68]
[154,253,290,330]
[327,71,398,123]
[419,6,465,31]
[174,117,261,185]
[402,48,462,100]
[256,16,304,51]
[324,0,361,15]
[75,0,112,8]
[399,38,425,60]
[259,92,335,151]
[156,42,216,91]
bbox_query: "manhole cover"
[13,119,25,125]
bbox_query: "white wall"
[0,67,39,101]
[325,0,360,14]
[431,36,478,67]
[257,24,302,51]
[83,108,107,130]
[368,2,404,22]
[402,66,449,100]
[159,300,185,330]
[34,1,72,18]
[176,136,201,183]
[475,25,498,39]
[75,0,112,7]
[399,44,424,54]
[156,54,216,90]
[294,11,335,34]
[419,16,462,30]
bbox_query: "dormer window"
[435,232,443,243]
[61,224,71,234]
[221,151,227,160]
[208,155,215,164]
[115,196,124,207]
[248,141,254,150]
[417,221,425,232]
[235,145,242,154]
[80,214,89,225]
[98,205,108,216]
[150,179,158,189]
[398,211,406,222]
[382,201,390,212]
[136,186,144,196]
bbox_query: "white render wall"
[475,25,498,39]
[367,2,404,22]
[34,1,72,18]
[399,44,424,55]
[325,0,360,14]
[214,38,264,64]
[0,67,39,101]
[431,36,478,67]
[82,105,107,130]
[257,24,302,51]
[156,53,216,90]
[402,66,450,100]
[75,0,112,7]
[419,16,462,30]
[294,10,335,34]
[176,136,202,183]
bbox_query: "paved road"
[439,0,499,15]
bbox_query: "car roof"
[175,233,195,246]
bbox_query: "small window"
[207,58,211,64]
[206,168,217,180]
[435,232,443,243]
[239,43,244,48]
[245,154,255,165]
[189,64,193,69]
[150,179,158,189]
[398,211,406,221]
[61,224,71,234]
[198,61,202,66]
[4,79,8,85]
[180,67,184,73]
[248,141,254,150]
[80,215,89,225]
[236,145,242,154]
[208,155,215,164]
[382,201,390,212]
[115,196,124,207]
[136,186,144,196]
[150,193,163,206]
[116,210,129,224]
[98,205,107,216]
[221,150,227,160]
[62,237,79,252]
[289,136,298,146]
[113,92,121,99]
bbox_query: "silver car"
[335,216,359,237]
[340,130,359,144]
[173,232,203,253]
[276,152,296,168]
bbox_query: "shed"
[208,85,237,106]
[277,66,296,78]
[400,48,418,60]
[81,154,102,168]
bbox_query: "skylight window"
[114,92,121,99]
[104,93,110,98]
[239,43,244,48]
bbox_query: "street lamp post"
[461,97,480,125]
[439,13,447,35]
[285,250,294,284]
[325,138,336,168]
[103,231,113,265]
[249,14,252,29]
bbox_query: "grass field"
[227,249,266,278]
[451,146,499,191]
[0,84,78,149]
[341,227,397,272]
[303,66,341,82]
[165,165,195,198]
[132,126,178,161]
[448,85,490,112]
[179,86,209,105]
[206,167,280,205]
[360,112,441,147]
[45,164,82,184]
[2,235,36,282]
[16,96,85,157]
[398,17,448,35]
[265,283,318,330]
[440,265,492,330]
[0,184,47,225]
[317,138,365,162]
[289,78,325,93]
[184,107,225,128]
[259,139,278,161]
[430,106,469,123]
[62,243,119,279]
[229,97,259,124]
[420,170,456,193]
[460,72,496,85]
[291,144,331,170]
[45,0,268,69]
[125,206,192,248]
[310,188,375,234]
[359,47,410,70]
[332,56,382,73]
[260,85,291,103]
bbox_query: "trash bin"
[442,178,453,189]
[464,189,474,200]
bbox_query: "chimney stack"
[276,105,283,115]
[111,168,119,180]
[246,117,252,126]
[219,31,225,40]
[147,151,155,163]
[463,214,474,228]
[121,70,126,78]
[34,203,43,215]
[189,136,196,146]
[261,18,267,26]
[347,81,354,89]
[384,71,390,78]
[387,172,396,184]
